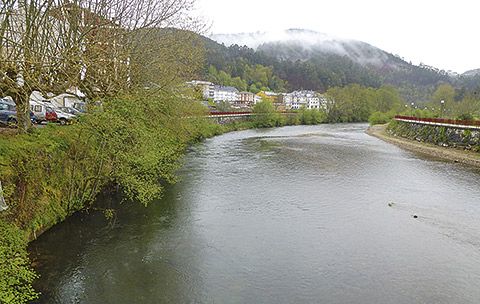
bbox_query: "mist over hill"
[201,29,479,102]
[463,68,480,77]
[212,29,393,68]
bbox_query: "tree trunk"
[13,90,31,134]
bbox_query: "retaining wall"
[389,118,480,152]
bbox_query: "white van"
[49,93,85,111]
[29,99,49,122]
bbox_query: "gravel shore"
[366,124,480,168]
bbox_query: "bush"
[368,111,391,125]
[253,101,280,128]
[0,220,38,303]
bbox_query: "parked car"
[29,99,49,123]
[45,107,76,125]
[58,106,82,116]
[45,107,58,122]
[0,99,36,127]
[49,93,84,109]
[55,108,76,125]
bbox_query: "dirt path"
[366,124,480,168]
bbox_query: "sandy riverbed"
[366,124,480,168]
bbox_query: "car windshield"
[0,102,15,111]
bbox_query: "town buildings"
[213,85,239,103]
[283,90,324,110]
[187,80,329,111]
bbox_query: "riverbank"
[0,94,230,303]
[367,124,480,168]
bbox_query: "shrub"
[369,111,390,125]
[0,220,38,303]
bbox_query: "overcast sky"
[194,0,479,73]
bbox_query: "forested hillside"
[201,30,480,102]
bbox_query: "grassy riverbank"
[0,93,228,303]
[367,124,480,168]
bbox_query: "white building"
[318,95,329,110]
[213,85,239,102]
[284,90,324,110]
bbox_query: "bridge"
[395,115,480,130]
[207,111,255,118]
[206,111,255,124]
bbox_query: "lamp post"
[411,102,414,116]
[440,100,445,117]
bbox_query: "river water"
[30,124,480,303]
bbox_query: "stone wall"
[388,120,480,152]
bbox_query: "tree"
[431,83,455,104]
[0,0,199,133]
[215,100,232,112]
[253,100,279,127]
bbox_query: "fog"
[210,29,390,67]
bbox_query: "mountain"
[202,29,478,101]
[212,29,394,69]
[463,68,480,77]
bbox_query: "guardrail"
[208,111,254,116]
[395,115,480,129]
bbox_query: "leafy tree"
[325,84,406,123]
[431,83,455,104]
[215,101,233,112]
[0,0,198,133]
[253,101,280,127]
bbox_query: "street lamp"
[440,100,445,117]
[411,102,414,116]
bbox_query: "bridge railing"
[208,111,253,116]
[395,115,480,127]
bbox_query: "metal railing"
[395,115,480,128]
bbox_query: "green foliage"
[325,84,404,123]
[206,62,286,93]
[0,91,220,230]
[431,83,455,104]
[298,108,326,125]
[0,220,38,303]
[252,101,284,128]
[214,101,233,112]
[0,90,222,302]
[369,111,392,125]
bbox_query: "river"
[30,124,480,303]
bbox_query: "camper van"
[29,91,85,122]
[49,93,85,112]
[29,99,50,122]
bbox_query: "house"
[318,95,329,110]
[236,92,255,108]
[284,90,322,110]
[213,85,239,103]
